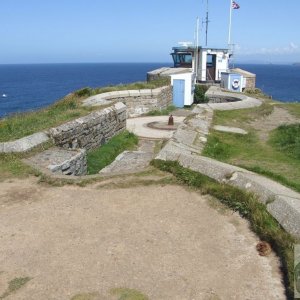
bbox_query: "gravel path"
[0,178,286,300]
[250,106,299,141]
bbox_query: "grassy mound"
[270,123,300,160]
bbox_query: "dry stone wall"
[49,102,126,151]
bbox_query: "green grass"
[202,130,300,192]
[0,78,170,143]
[0,95,94,142]
[194,84,209,104]
[146,105,176,116]
[203,101,300,193]
[269,123,300,159]
[151,159,296,299]
[278,102,300,119]
[110,288,148,300]
[212,101,274,128]
[0,141,54,181]
[70,292,100,300]
[0,277,31,299]
[87,130,138,174]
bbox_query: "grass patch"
[0,277,31,299]
[146,105,176,116]
[70,292,100,300]
[203,126,300,192]
[87,130,138,174]
[151,159,296,299]
[212,101,274,128]
[204,101,300,192]
[202,131,257,161]
[0,141,53,181]
[270,123,300,160]
[194,84,209,103]
[278,102,300,119]
[110,288,149,300]
[0,94,94,142]
[0,78,170,143]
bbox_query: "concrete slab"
[214,125,248,135]
[99,151,153,175]
[0,132,50,153]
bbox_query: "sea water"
[237,64,300,103]
[0,63,299,118]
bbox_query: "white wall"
[199,50,207,81]
[215,53,229,81]
[171,72,195,106]
[198,49,229,81]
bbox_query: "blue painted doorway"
[173,79,185,108]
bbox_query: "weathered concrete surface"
[213,125,248,135]
[126,116,185,139]
[99,151,153,175]
[83,86,173,118]
[0,132,49,153]
[0,181,286,299]
[193,86,262,112]
[157,107,213,160]
[26,147,87,176]
[99,140,155,175]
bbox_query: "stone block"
[267,195,300,239]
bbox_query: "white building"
[171,46,230,83]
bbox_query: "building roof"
[230,68,256,77]
[147,67,192,76]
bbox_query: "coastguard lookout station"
[171,44,230,83]
[147,42,230,84]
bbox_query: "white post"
[195,17,200,81]
[228,0,233,46]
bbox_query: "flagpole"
[228,0,233,46]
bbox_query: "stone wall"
[82,86,173,118]
[49,102,126,151]
[27,148,87,176]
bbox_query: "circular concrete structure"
[126,116,185,139]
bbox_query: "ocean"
[0,63,299,118]
[237,64,300,102]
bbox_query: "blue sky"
[0,0,299,64]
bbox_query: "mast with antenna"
[194,17,200,80]
[204,0,209,46]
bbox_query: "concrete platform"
[126,116,185,139]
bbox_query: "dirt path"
[250,106,299,141]
[0,178,285,300]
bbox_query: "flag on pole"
[232,1,240,9]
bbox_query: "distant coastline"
[293,63,300,66]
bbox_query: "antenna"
[202,0,210,46]
[194,17,200,80]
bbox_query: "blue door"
[173,79,185,108]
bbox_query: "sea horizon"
[0,62,298,66]
[0,62,299,118]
